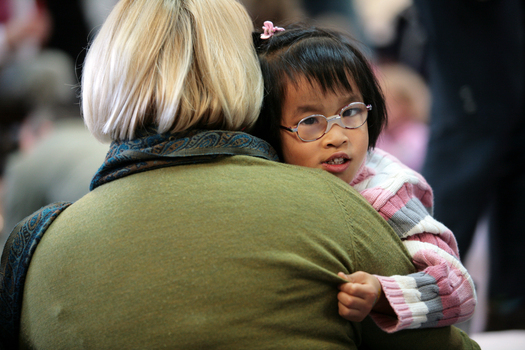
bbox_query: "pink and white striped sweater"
[350,148,477,333]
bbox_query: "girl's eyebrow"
[343,94,362,104]
[295,104,322,114]
[294,94,362,115]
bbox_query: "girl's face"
[279,77,369,184]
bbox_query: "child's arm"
[370,234,476,333]
[350,149,477,333]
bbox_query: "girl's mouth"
[325,157,347,165]
[322,153,351,174]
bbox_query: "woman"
[0,0,479,349]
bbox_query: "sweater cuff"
[372,274,454,333]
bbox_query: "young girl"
[251,22,477,333]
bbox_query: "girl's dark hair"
[250,24,387,161]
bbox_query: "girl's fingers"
[339,282,377,303]
[337,291,370,310]
[338,301,369,322]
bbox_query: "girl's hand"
[337,271,382,322]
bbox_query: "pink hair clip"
[261,21,285,39]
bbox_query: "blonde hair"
[82,0,263,142]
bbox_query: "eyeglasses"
[280,102,372,142]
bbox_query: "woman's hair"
[250,25,387,160]
[82,0,263,142]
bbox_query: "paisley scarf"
[91,128,279,190]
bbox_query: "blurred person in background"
[413,0,525,331]
[0,0,51,173]
[0,50,108,249]
[0,0,90,174]
[0,0,51,236]
[0,0,105,157]
[0,0,50,65]
[376,62,429,172]
[0,0,114,238]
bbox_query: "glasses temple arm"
[279,125,295,132]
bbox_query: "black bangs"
[280,37,359,96]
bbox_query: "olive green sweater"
[19,156,478,349]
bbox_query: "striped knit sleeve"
[370,236,477,332]
[354,149,477,333]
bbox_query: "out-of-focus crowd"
[0,0,117,245]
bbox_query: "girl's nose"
[322,123,348,148]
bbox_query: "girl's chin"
[322,162,354,182]
[325,170,354,184]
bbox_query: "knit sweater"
[351,148,477,332]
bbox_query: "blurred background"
[0,1,524,348]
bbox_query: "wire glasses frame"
[280,102,372,142]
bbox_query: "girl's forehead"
[282,79,364,120]
[284,75,363,100]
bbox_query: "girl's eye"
[342,108,360,118]
[301,116,321,126]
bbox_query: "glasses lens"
[341,104,367,128]
[297,115,327,141]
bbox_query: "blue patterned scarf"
[91,128,279,190]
